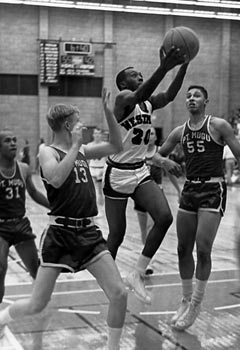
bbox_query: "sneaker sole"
[125,278,151,305]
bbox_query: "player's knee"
[109,282,127,305]
[155,211,173,230]
[177,243,191,260]
[28,298,50,315]
[196,248,211,264]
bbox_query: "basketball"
[162,26,199,62]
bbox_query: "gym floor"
[1,175,240,350]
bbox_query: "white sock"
[182,279,193,301]
[136,254,151,275]
[107,326,123,350]
[0,306,13,325]
[192,279,207,305]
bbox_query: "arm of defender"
[84,88,123,160]
[153,126,183,176]
[216,119,240,168]
[39,122,84,188]
[21,163,49,208]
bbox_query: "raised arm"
[84,88,123,160]
[20,163,49,208]
[114,47,186,120]
[39,123,84,188]
[150,63,189,110]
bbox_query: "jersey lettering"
[73,166,88,183]
[187,140,205,153]
[5,186,21,200]
[132,128,151,145]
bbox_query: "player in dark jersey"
[154,85,240,331]
[0,89,127,350]
[0,129,49,305]
[103,47,186,304]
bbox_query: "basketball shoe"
[171,298,190,326]
[125,270,151,304]
[173,302,201,331]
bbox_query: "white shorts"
[90,167,104,181]
[103,160,151,199]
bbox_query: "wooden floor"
[1,174,240,350]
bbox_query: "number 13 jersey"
[41,147,98,218]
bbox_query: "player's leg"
[135,203,156,275]
[195,210,221,281]
[15,239,39,279]
[174,210,221,331]
[134,202,148,245]
[105,197,128,259]
[0,266,60,325]
[0,237,9,303]
[134,180,173,264]
[87,253,127,350]
[125,181,172,304]
[171,210,197,327]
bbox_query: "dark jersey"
[41,146,98,218]
[0,162,26,219]
[181,115,224,179]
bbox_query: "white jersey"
[110,100,153,164]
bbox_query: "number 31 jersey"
[110,101,153,164]
[0,162,26,219]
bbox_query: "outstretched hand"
[160,46,187,71]
[162,158,183,177]
[102,87,113,119]
[71,122,85,147]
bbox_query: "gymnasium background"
[0,0,239,168]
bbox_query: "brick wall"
[0,4,240,160]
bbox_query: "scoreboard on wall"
[40,40,95,85]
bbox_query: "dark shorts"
[0,217,36,246]
[39,224,109,273]
[179,181,227,216]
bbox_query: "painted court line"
[214,304,240,310]
[140,311,175,315]
[5,277,238,299]
[58,308,100,315]
[2,326,24,350]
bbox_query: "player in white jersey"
[103,47,187,304]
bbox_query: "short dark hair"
[116,66,133,90]
[187,85,208,99]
